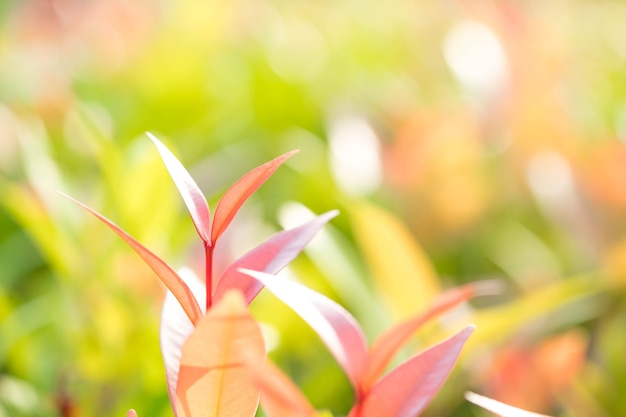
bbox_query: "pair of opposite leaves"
[66,134,551,417]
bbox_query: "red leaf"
[362,281,500,389]
[211,150,299,245]
[240,269,368,390]
[175,290,265,417]
[147,133,212,244]
[350,326,474,417]
[245,358,316,417]
[464,392,553,417]
[160,268,206,415]
[63,193,203,325]
[214,210,339,304]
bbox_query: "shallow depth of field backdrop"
[2,1,626,416]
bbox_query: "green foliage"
[1,1,626,416]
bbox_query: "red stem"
[205,243,214,310]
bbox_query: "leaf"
[211,150,299,244]
[126,410,138,417]
[362,281,501,389]
[214,210,339,304]
[175,290,265,417]
[7,184,82,278]
[350,326,474,417]
[160,268,207,416]
[62,193,203,325]
[245,358,316,417]
[349,201,440,318]
[464,275,602,356]
[464,392,553,417]
[239,269,368,391]
[147,132,212,244]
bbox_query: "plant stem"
[205,244,214,310]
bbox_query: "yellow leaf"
[349,200,440,319]
[462,275,603,355]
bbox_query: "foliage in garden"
[2,1,626,417]
[74,137,546,417]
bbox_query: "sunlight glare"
[328,115,382,196]
[443,20,508,96]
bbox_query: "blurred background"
[1,0,626,416]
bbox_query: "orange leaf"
[211,150,298,244]
[351,326,474,417]
[362,281,501,389]
[63,193,203,325]
[245,358,316,417]
[175,291,265,417]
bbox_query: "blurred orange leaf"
[480,330,587,413]
[245,358,316,417]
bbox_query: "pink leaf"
[363,281,500,389]
[214,210,339,304]
[160,268,206,416]
[62,193,203,325]
[211,150,299,245]
[351,326,474,417]
[464,392,553,417]
[245,358,316,417]
[147,132,212,244]
[126,410,138,417]
[239,269,368,391]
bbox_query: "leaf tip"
[145,131,158,142]
[324,209,340,220]
[273,148,300,165]
[146,131,168,150]
[59,191,91,211]
[146,131,212,244]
